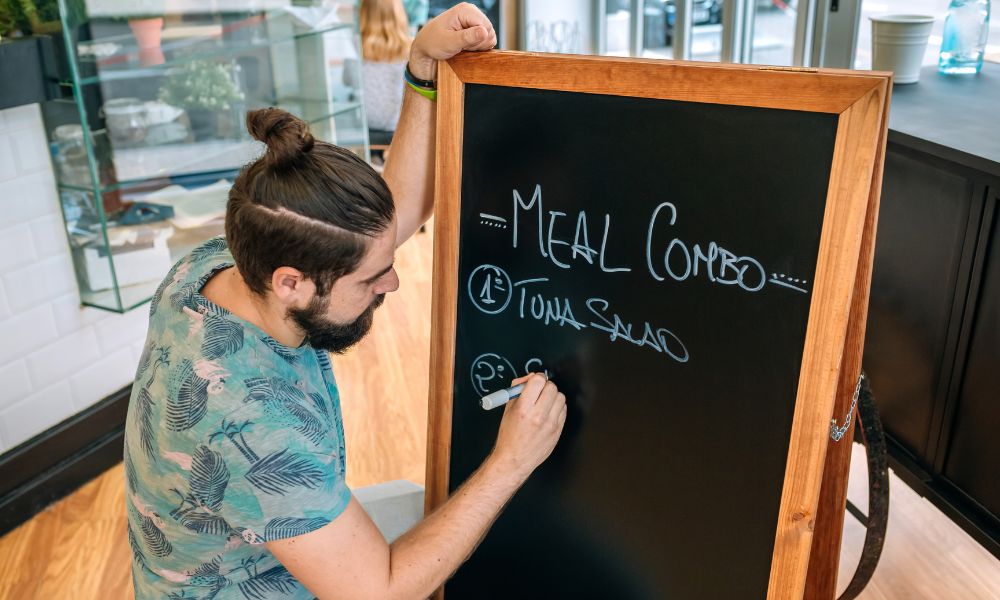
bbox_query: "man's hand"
[408,2,498,81]
[489,374,567,484]
[269,374,567,600]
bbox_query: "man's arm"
[267,374,567,600]
[384,3,497,248]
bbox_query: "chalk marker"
[480,384,525,410]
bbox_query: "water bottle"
[938,0,991,74]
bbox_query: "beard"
[289,293,385,354]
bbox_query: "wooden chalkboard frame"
[425,50,891,599]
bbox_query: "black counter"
[888,63,1000,179]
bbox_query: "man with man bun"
[124,4,567,599]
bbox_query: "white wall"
[0,104,148,454]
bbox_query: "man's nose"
[375,269,400,294]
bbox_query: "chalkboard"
[427,52,891,599]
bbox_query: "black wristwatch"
[404,63,437,90]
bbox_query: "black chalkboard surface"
[426,51,891,600]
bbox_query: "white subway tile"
[10,127,52,175]
[94,305,149,355]
[0,278,10,319]
[2,255,76,314]
[29,214,68,260]
[0,170,60,229]
[50,292,111,336]
[25,326,101,389]
[70,347,135,410]
[0,305,58,365]
[0,381,75,449]
[0,135,15,182]
[1,105,42,130]
[0,361,32,411]
[130,337,147,365]
[0,224,37,273]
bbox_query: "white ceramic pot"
[870,15,936,84]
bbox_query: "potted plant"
[0,0,67,108]
[127,15,163,65]
[1,1,18,40]
[158,60,245,141]
[122,0,166,65]
[0,0,62,35]
[80,0,165,66]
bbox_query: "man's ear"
[270,267,310,306]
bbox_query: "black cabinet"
[865,148,980,463]
[864,65,1000,557]
[943,197,1000,518]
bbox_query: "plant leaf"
[189,237,228,262]
[136,387,156,459]
[180,510,231,536]
[260,336,300,364]
[263,517,330,541]
[124,442,138,492]
[127,522,147,570]
[140,513,172,558]
[151,259,184,315]
[202,313,243,359]
[167,360,209,431]
[237,564,298,600]
[308,392,332,426]
[188,445,229,511]
[245,449,325,496]
[170,282,198,311]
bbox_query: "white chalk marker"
[480,384,525,410]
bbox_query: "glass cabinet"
[42,0,369,312]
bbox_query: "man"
[124,4,567,599]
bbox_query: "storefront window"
[604,0,799,65]
[749,0,798,66]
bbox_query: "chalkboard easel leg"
[803,75,890,599]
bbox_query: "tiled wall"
[0,104,147,455]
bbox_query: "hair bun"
[246,107,315,169]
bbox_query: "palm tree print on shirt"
[243,377,331,445]
[165,359,229,431]
[167,445,231,537]
[162,555,299,600]
[134,343,171,458]
[200,311,244,359]
[131,493,173,558]
[209,416,327,497]
[235,556,298,600]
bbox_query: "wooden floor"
[1,224,999,599]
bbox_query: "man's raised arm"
[383,3,497,248]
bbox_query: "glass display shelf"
[63,172,228,311]
[40,0,369,313]
[72,16,353,86]
[49,99,363,193]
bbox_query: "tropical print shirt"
[124,237,351,599]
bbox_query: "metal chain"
[830,373,865,442]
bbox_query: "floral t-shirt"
[124,237,351,599]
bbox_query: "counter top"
[888,62,1000,178]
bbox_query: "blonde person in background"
[347,0,413,164]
